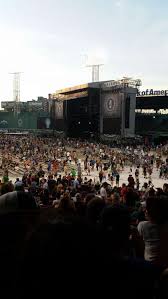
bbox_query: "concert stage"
[50,79,138,138]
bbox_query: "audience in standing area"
[0,134,168,297]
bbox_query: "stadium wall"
[0,111,52,130]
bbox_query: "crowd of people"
[0,134,168,298]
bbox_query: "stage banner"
[103,92,122,118]
[55,101,63,119]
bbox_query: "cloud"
[115,1,123,8]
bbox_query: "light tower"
[86,64,104,82]
[9,72,22,114]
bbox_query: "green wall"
[0,111,48,130]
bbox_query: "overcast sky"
[0,0,167,102]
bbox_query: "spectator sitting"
[57,193,76,217]
[100,182,108,201]
[138,196,168,268]
[74,192,86,217]
[40,189,50,206]
[1,181,14,195]
[17,215,159,299]
[86,197,105,224]
[14,178,24,191]
[110,192,121,205]
[0,191,39,293]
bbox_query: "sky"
[0,0,168,103]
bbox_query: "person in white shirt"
[137,196,168,267]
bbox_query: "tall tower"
[10,72,22,114]
[86,64,103,82]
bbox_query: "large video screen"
[102,92,122,118]
[102,91,122,134]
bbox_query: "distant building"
[0,97,52,131]
[1,97,50,113]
